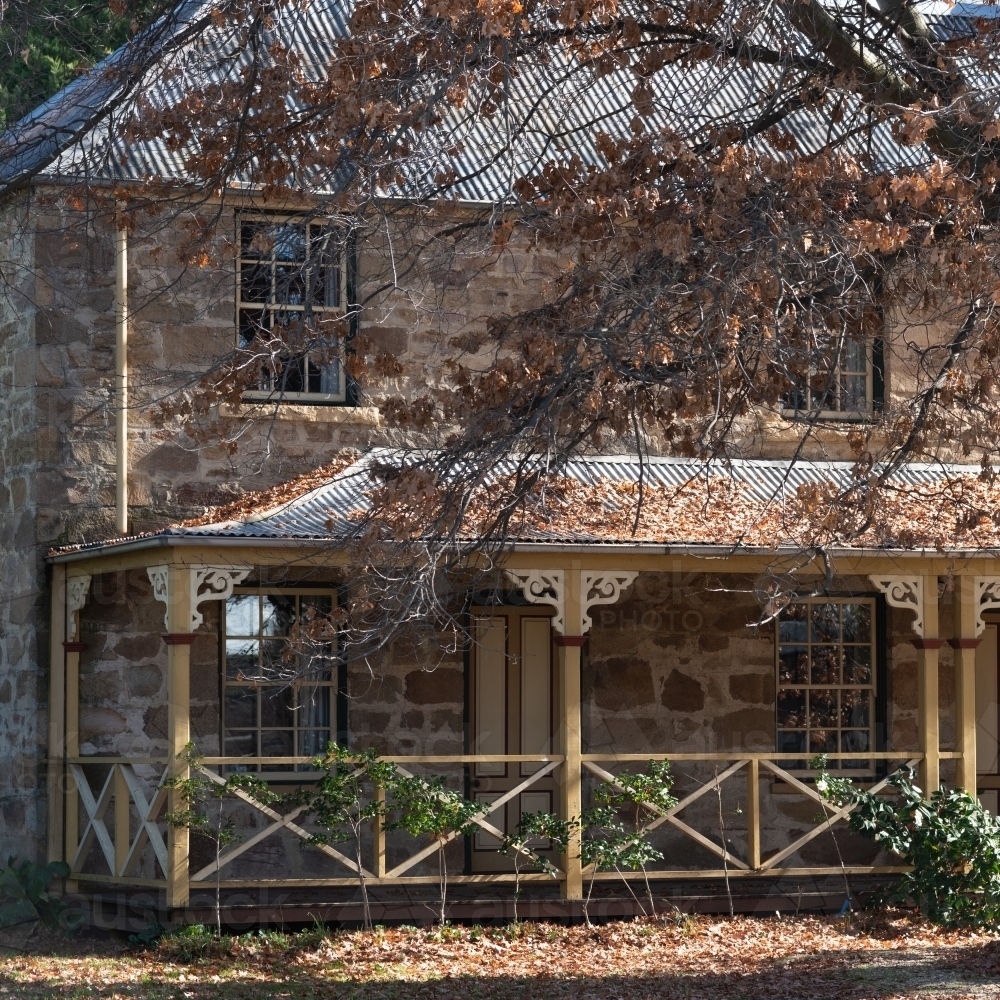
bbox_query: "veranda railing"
[60,751,948,896]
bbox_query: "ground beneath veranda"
[4,913,1000,999]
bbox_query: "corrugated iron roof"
[4,2,996,199]
[48,450,1000,555]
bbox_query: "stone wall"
[0,194,46,862]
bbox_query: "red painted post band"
[162,633,197,646]
[949,638,982,649]
[62,642,85,653]
[553,636,587,647]
[911,638,946,649]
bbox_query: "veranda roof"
[46,451,1000,560]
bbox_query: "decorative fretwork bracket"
[505,569,638,635]
[869,575,924,637]
[66,575,92,642]
[147,564,252,631]
[504,570,565,634]
[581,572,638,633]
[974,577,1000,637]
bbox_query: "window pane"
[271,224,307,262]
[843,338,866,372]
[275,264,306,305]
[299,730,331,758]
[778,646,808,685]
[777,730,805,753]
[263,595,296,637]
[227,595,259,637]
[297,686,331,728]
[841,730,870,768]
[841,374,867,411]
[261,730,294,769]
[811,646,840,685]
[810,604,839,642]
[225,730,257,757]
[240,261,271,303]
[841,689,870,728]
[777,689,806,728]
[809,690,839,728]
[261,639,294,680]
[225,688,257,728]
[843,646,872,685]
[841,604,871,643]
[261,687,295,728]
[809,729,837,754]
[226,639,259,680]
[778,604,808,642]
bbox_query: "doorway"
[977,623,999,814]
[469,608,558,872]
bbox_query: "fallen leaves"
[4,914,1000,999]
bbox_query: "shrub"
[816,762,1000,928]
[0,858,80,931]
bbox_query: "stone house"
[1,1,1000,926]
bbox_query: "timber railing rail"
[59,751,942,894]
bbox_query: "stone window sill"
[219,402,381,426]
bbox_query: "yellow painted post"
[114,765,130,876]
[556,570,584,902]
[915,576,942,795]
[951,576,979,795]
[746,757,760,871]
[63,646,83,892]
[374,783,386,879]
[47,565,67,866]
[164,563,194,909]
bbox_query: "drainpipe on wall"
[115,222,128,535]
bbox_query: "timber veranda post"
[951,576,979,796]
[164,563,194,909]
[556,571,585,902]
[47,564,67,868]
[914,575,943,796]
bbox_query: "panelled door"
[469,607,557,872]
[977,623,1000,814]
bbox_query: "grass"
[1,912,1000,999]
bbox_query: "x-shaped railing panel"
[69,763,169,878]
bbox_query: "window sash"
[222,589,338,774]
[781,339,874,418]
[236,217,349,403]
[775,598,877,774]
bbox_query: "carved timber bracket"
[147,565,252,631]
[505,570,565,634]
[66,575,92,642]
[869,575,924,637]
[974,577,1000,637]
[504,569,638,635]
[581,572,638,633]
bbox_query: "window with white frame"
[776,599,876,772]
[780,333,873,417]
[222,590,338,772]
[237,218,349,403]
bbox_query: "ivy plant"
[591,759,677,918]
[815,760,1000,928]
[498,811,573,921]
[293,743,399,930]
[388,774,482,925]
[165,744,279,936]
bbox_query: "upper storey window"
[237,218,349,403]
[781,334,881,419]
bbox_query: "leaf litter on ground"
[3,912,1000,999]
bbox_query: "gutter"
[46,533,1000,564]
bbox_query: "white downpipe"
[115,224,128,535]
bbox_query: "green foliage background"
[0,1,155,129]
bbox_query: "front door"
[469,608,558,872]
[977,623,1000,814]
